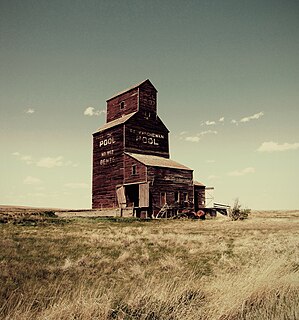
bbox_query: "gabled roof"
[125,152,192,171]
[106,79,157,102]
[94,112,136,134]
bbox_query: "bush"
[229,199,250,221]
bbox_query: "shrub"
[229,199,250,221]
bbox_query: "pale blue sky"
[1,0,298,209]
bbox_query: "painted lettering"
[99,137,116,148]
[137,131,164,139]
[100,157,115,166]
[101,150,114,157]
[136,135,159,145]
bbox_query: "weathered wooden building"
[92,79,208,217]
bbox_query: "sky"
[1,0,298,210]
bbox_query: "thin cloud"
[65,160,79,167]
[206,160,216,163]
[185,136,200,143]
[257,141,299,152]
[20,155,34,165]
[232,112,264,125]
[240,111,264,123]
[36,156,64,168]
[84,107,106,116]
[23,176,42,185]
[183,130,217,143]
[228,167,255,176]
[64,182,89,189]
[13,152,78,168]
[12,152,33,164]
[205,120,216,126]
[199,130,218,136]
[25,108,35,114]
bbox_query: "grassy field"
[0,208,298,319]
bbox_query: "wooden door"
[139,183,149,207]
[116,185,126,208]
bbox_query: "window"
[160,192,166,206]
[174,191,180,202]
[183,192,188,202]
[132,164,137,175]
[144,111,151,119]
[120,101,125,109]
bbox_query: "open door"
[139,183,149,207]
[116,185,126,209]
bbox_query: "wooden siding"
[106,88,139,123]
[194,185,205,211]
[139,183,150,207]
[139,80,157,114]
[92,80,197,213]
[123,154,147,184]
[92,126,124,208]
[147,166,194,214]
[124,112,169,158]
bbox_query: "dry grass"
[0,209,298,319]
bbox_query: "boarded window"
[160,192,166,206]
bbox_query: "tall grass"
[0,211,298,319]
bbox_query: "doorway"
[125,184,139,207]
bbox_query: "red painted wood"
[106,88,138,123]
[124,112,169,158]
[123,154,147,184]
[92,80,196,211]
[147,166,194,214]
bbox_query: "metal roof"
[106,79,157,101]
[125,152,192,171]
[94,112,137,134]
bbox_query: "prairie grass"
[0,210,298,319]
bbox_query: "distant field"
[0,208,298,319]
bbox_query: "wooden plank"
[139,81,157,114]
[116,186,126,209]
[124,112,169,158]
[106,88,139,122]
[147,166,194,214]
[139,183,149,207]
[123,154,147,184]
[92,126,124,209]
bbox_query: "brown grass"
[0,209,298,319]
